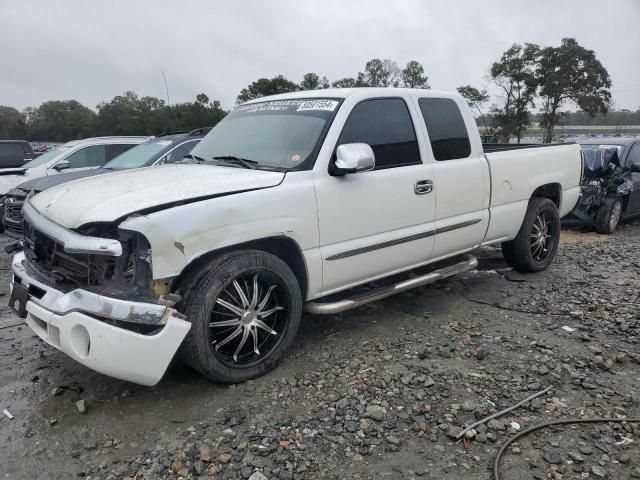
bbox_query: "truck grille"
[23,220,114,286]
[4,199,24,236]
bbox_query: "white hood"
[0,167,43,195]
[30,164,285,228]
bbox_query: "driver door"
[313,97,436,294]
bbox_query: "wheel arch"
[172,236,309,299]
[530,183,561,207]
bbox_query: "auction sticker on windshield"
[236,99,339,113]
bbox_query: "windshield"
[105,139,173,169]
[23,146,70,168]
[190,98,341,170]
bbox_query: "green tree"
[332,77,357,88]
[534,38,611,143]
[402,61,430,88]
[457,85,490,132]
[300,73,330,90]
[236,75,300,103]
[490,43,539,143]
[0,106,26,139]
[97,91,150,135]
[359,58,401,87]
[25,100,96,142]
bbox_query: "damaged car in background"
[3,128,211,239]
[563,137,640,233]
[8,88,582,386]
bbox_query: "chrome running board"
[304,255,478,315]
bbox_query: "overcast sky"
[1,0,638,112]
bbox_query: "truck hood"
[30,164,285,229]
[9,168,112,198]
[0,168,37,195]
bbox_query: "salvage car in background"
[8,88,582,386]
[3,128,211,238]
[563,137,640,233]
[0,136,150,231]
[0,140,36,167]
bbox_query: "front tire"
[179,250,302,383]
[594,196,622,234]
[501,197,560,273]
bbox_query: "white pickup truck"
[9,88,582,386]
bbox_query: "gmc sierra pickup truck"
[9,88,582,386]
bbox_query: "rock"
[619,453,631,464]
[76,399,87,414]
[579,446,593,455]
[386,435,401,445]
[364,404,386,421]
[248,472,268,480]
[446,427,461,440]
[51,387,64,397]
[464,429,476,439]
[217,453,232,464]
[486,432,497,443]
[591,465,606,478]
[487,419,506,431]
[199,446,212,462]
[352,454,364,462]
[543,451,562,464]
[568,452,585,462]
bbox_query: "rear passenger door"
[314,97,437,293]
[414,96,489,259]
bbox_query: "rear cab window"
[418,97,471,161]
[338,98,421,170]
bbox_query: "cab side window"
[338,98,421,170]
[64,145,108,168]
[418,98,471,161]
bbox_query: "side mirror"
[330,143,375,176]
[631,163,640,173]
[53,159,70,171]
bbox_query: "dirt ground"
[0,222,638,480]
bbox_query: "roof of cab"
[241,87,460,104]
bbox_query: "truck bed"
[482,142,575,153]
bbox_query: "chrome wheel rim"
[209,272,286,367]
[530,211,554,263]
[609,201,622,231]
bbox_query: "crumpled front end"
[564,148,632,225]
[10,200,191,386]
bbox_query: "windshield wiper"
[182,153,206,162]
[212,155,258,169]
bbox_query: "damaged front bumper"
[10,251,191,386]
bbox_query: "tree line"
[0,38,625,143]
[0,92,226,142]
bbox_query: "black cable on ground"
[493,417,640,480]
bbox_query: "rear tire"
[501,197,560,273]
[594,196,622,234]
[179,250,302,383]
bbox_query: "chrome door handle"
[414,179,433,195]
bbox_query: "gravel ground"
[0,223,639,480]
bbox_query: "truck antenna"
[161,70,171,105]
